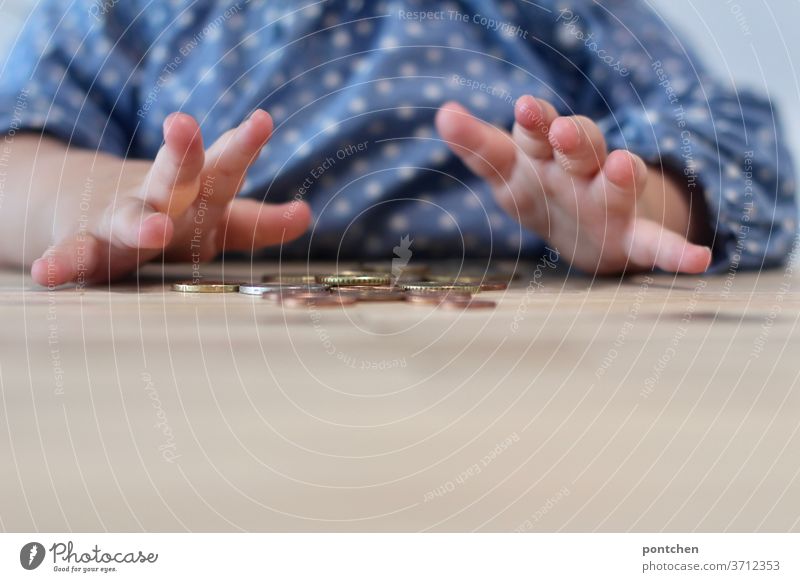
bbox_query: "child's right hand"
[31,110,311,286]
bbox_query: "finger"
[435,101,516,187]
[141,112,205,217]
[31,233,101,287]
[160,218,218,263]
[216,198,312,251]
[625,219,712,274]
[512,95,558,159]
[548,115,607,177]
[591,150,648,211]
[201,109,273,206]
[92,197,174,250]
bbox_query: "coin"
[262,274,318,284]
[426,275,509,291]
[262,289,330,302]
[336,285,400,292]
[172,280,240,293]
[264,291,330,303]
[401,281,483,294]
[334,288,406,302]
[440,298,497,310]
[239,283,328,296]
[476,281,509,291]
[280,294,358,308]
[317,273,392,286]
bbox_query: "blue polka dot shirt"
[0,0,796,269]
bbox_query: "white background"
[650,0,800,168]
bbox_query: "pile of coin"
[171,267,512,310]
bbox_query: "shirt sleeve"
[549,0,797,271]
[0,0,147,157]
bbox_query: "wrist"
[53,153,150,240]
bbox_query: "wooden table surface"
[0,262,798,532]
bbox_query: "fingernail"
[246,109,265,124]
[517,97,541,123]
[240,113,256,130]
[164,112,179,129]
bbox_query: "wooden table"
[0,262,798,532]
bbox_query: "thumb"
[216,198,312,252]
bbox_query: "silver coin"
[239,283,328,296]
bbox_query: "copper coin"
[477,281,509,291]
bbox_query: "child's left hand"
[436,96,712,275]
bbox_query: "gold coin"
[262,274,318,284]
[172,280,240,293]
[336,285,399,292]
[401,281,483,294]
[426,275,510,290]
[317,273,392,286]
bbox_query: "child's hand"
[436,96,712,275]
[31,110,310,285]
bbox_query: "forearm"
[0,134,148,267]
